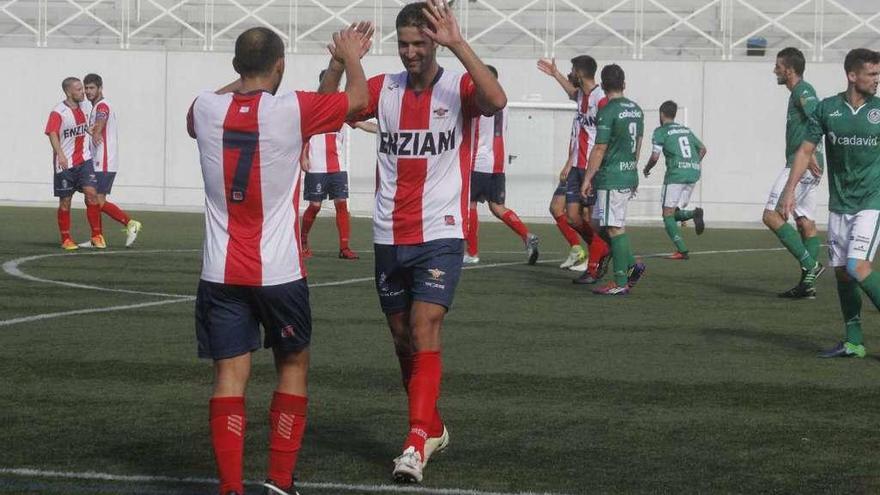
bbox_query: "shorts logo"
[61,179,68,188]
[280,325,296,338]
[868,109,880,124]
[433,107,449,118]
[428,268,445,281]
[444,215,455,225]
[315,182,323,193]
[231,190,244,202]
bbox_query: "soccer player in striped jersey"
[188,25,370,495]
[45,77,104,250]
[299,70,359,260]
[782,48,880,358]
[643,100,707,258]
[582,64,646,295]
[319,0,506,484]
[764,47,826,298]
[463,65,539,265]
[83,73,143,248]
[537,56,612,281]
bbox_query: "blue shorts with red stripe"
[374,238,464,314]
[195,278,312,360]
[54,160,96,197]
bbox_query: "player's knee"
[762,209,781,228]
[489,203,506,218]
[662,207,676,218]
[796,217,816,236]
[846,258,871,281]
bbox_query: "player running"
[300,70,359,260]
[188,25,370,495]
[764,47,826,298]
[319,0,506,484]
[45,77,104,250]
[582,64,646,295]
[781,48,880,358]
[537,55,611,281]
[643,100,707,259]
[464,65,539,265]
[82,73,143,248]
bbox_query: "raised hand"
[537,58,558,77]
[421,0,464,48]
[328,22,374,63]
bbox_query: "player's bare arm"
[300,142,311,172]
[643,151,661,177]
[537,57,577,100]
[698,145,708,160]
[559,150,573,182]
[353,120,378,134]
[90,113,108,146]
[48,132,68,169]
[582,143,607,197]
[779,140,817,220]
[421,0,506,114]
[319,21,374,94]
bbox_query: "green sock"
[837,278,863,345]
[804,236,821,263]
[773,223,816,271]
[674,209,695,221]
[610,235,630,286]
[857,271,880,312]
[663,216,688,253]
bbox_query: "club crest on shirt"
[868,108,880,124]
[444,215,455,225]
[433,107,449,118]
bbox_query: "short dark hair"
[844,48,880,74]
[776,47,805,76]
[659,100,678,120]
[600,64,625,92]
[319,69,327,84]
[83,73,103,87]
[396,2,429,30]
[61,77,80,92]
[233,27,285,77]
[570,55,597,79]
[486,65,498,78]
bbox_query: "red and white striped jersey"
[471,107,507,174]
[569,86,607,169]
[350,69,482,245]
[45,100,92,172]
[89,99,119,173]
[188,89,349,286]
[305,130,347,173]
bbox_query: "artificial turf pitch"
[2,205,880,495]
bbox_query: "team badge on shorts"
[869,108,880,125]
[428,268,446,281]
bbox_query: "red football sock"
[334,201,351,250]
[501,210,529,242]
[301,204,320,246]
[571,220,594,245]
[101,201,130,225]
[267,392,308,490]
[554,214,580,247]
[399,354,443,438]
[57,208,72,242]
[404,351,442,456]
[588,235,610,269]
[466,206,479,256]
[86,203,102,237]
[209,397,246,495]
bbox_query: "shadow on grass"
[700,326,821,353]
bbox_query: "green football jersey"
[594,97,643,189]
[786,80,825,170]
[651,122,704,184]
[806,92,880,214]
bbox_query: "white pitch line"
[0,468,570,495]
[0,298,195,327]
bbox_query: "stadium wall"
[2,47,846,227]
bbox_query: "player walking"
[83,73,143,248]
[188,25,369,495]
[464,65,539,265]
[45,77,104,250]
[319,0,506,484]
[643,100,707,258]
[300,70,359,260]
[537,56,611,280]
[781,48,880,358]
[764,47,826,298]
[582,64,646,295]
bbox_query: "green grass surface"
[2,205,880,495]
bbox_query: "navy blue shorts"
[304,172,349,201]
[563,168,597,207]
[374,239,464,314]
[470,171,506,204]
[195,279,312,360]
[95,171,117,195]
[54,160,97,197]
